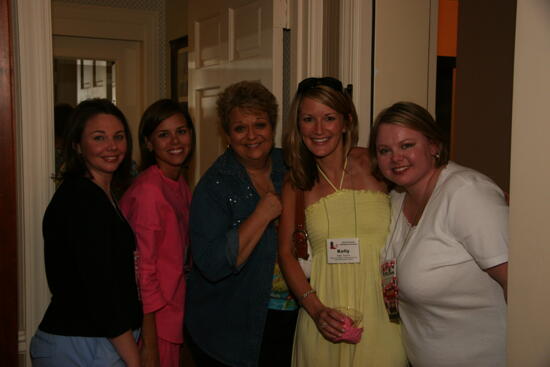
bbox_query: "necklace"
[317,155,349,192]
[380,166,443,323]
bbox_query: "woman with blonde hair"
[278,77,406,366]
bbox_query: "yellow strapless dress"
[292,190,407,367]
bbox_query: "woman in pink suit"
[120,99,195,367]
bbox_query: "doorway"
[53,35,143,162]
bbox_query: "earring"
[433,152,441,160]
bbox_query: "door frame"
[53,35,144,162]
[0,0,18,364]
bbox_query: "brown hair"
[369,101,449,180]
[138,99,195,171]
[62,98,133,191]
[283,78,358,191]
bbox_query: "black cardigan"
[39,177,142,338]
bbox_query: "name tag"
[326,238,360,264]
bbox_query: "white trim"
[290,0,308,85]
[340,0,373,146]
[272,1,285,147]
[307,0,324,76]
[14,1,54,365]
[274,0,289,29]
[339,0,354,83]
[18,330,26,354]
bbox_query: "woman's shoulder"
[124,166,163,193]
[348,147,387,191]
[349,147,372,169]
[120,169,167,212]
[46,177,109,219]
[57,176,101,198]
[436,162,506,207]
[349,146,369,159]
[441,162,500,191]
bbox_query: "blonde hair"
[283,81,358,191]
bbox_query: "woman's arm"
[485,262,508,301]
[235,191,281,266]
[278,180,344,341]
[110,329,140,367]
[449,178,509,302]
[190,177,281,280]
[139,313,160,367]
[120,185,168,316]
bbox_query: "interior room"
[1,0,549,365]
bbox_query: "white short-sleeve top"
[383,161,508,367]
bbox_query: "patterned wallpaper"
[54,0,167,97]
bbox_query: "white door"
[53,35,143,162]
[188,0,286,182]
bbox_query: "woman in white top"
[369,101,508,367]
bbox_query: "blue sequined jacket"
[185,147,285,367]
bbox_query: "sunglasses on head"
[297,77,344,94]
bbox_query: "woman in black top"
[30,99,142,367]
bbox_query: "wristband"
[300,288,316,302]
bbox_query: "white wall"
[373,0,438,117]
[508,0,550,365]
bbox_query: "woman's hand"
[109,330,140,367]
[485,262,508,301]
[255,191,282,223]
[139,313,160,367]
[140,342,160,367]
[235,191,282,267]
[313,306,346,342]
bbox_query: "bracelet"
[300,288,316,302]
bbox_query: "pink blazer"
[120,165,191,344]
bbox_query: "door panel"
[197,87,224,173]
[189,0,283,180]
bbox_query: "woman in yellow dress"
[278,77,407,366]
